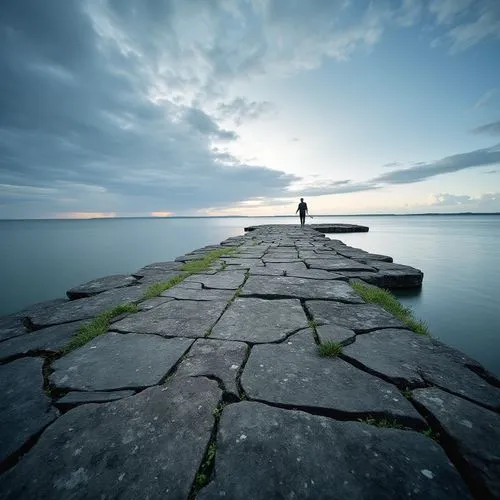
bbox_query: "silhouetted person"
[296,198,308,227]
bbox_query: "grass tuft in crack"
[317,341,342,357]
[182,247,238,274]
[351,281,429,336]
[62,303,138,354]
[359,417,404,429]
[142,274,187,299]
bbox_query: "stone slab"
[174,339,247,398]
[316,324,356,345]
[413,387,500,498]
[0,321,87,361]
[250,266,343,280]
[199,401,469,500]
[241,330,423,423]
[27,286,147,328]
[160,284,234,301]
[240,275,364,302]
[0,358,58,465]
[55,390,135,410]
[136,296,173,311]
[210,298,308,343]
[66,275,137,299]
[50,332,193,391]
[133,261,182,276]
[306,300,407,332]
[0,378,221,500]
[342,329,500,410]
[222,258,264,268]
[136,271,186,285]
[112,300,228,338]
[0,299,69,341]
[184,270,246,289]
[0,315,27,342]
[306,258,377,272]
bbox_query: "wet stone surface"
[174,339,248,398]
[26,286,147,328]
[210,297,309,343]
[412,387,500,497]
[0,378,221,500]
[112,299,228,338]
[50,332,193,391]
[66,274,137,299]
[241,275,364,302]
[0,321,88,362]
[342,329,500,409]
[55,390,135,410]
[241,330,423,424]
[0,358,58,464]
[199,401,471,500]
[306,300,407,332]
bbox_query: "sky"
[0,0,499,219]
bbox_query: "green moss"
[63,303,139,353]
[351,281,430,336]
[142,274,187,299]
[181,247,238,274]
[317,341,343,357]
[308,318,318,330]
[359,417,404,429]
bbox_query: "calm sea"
[1,215,499,376]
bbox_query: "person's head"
[300,198,304,202]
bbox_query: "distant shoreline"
[1,212,499,221]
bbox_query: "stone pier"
[0,224,498,499]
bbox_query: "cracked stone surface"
[210,298,309,343]
[412,387,500,497]
[160,283,234,301]
[50,332,193,391]
[55,390,135,410]
[0,358,58,465]
[26,286,147,328]
[250,266,343,281]
[316,324,356,345]
[0,377,221,500]
[306,300,407,332]
[184,270,246,289]
[0,321,88,362]
[221,257,264,268]
[174,339,247,398]
[241,330,423,423]
[240,275,364,302]
[306,258,377,272]
[199,401,470,500]
[112,300,228,338]
[0,299,69,342]
[133,261,182,276]
[66,275,137,299]
[342,329,500,410]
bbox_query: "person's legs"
[300,213,305,226]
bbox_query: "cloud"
[287,179,379,197]
[1,0,499,218]
[428,0,500,52]
[473,88,499,109]
[471,121,500,137]
[382,161,403,168]
[429,192,500,211]
[217,97,274,125]
[373,143,500,184]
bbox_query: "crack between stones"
[235,343,251,401]
[419,373,500,414]
[339,352,429,391]
[204,272,250,339]
[410,398,489,500]
[245,397,426,430]
[187,385,224,500]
